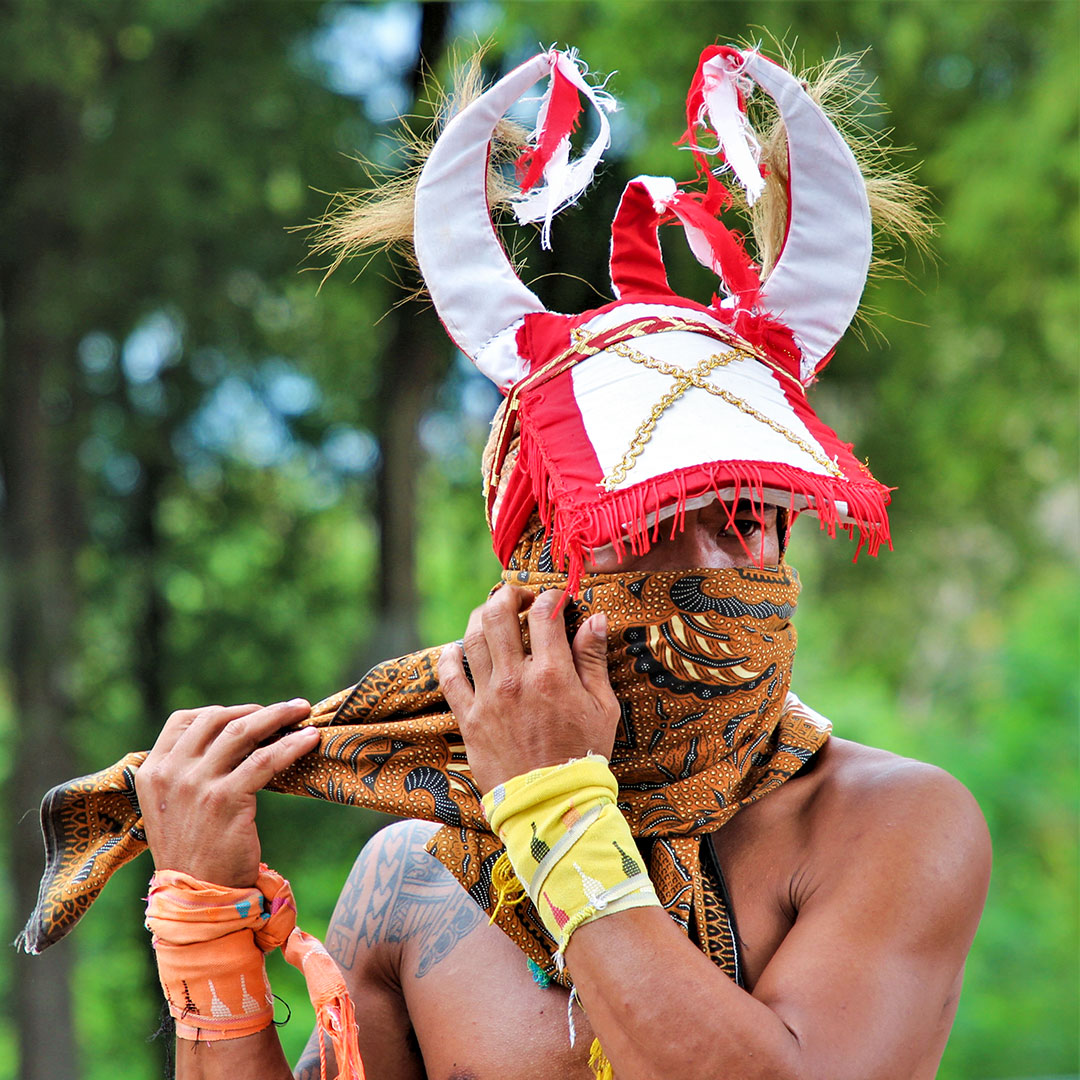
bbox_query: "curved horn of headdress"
[738,51,872,384]
[610,48,871,384]
[414,50,615,390]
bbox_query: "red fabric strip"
[516,61,583,193]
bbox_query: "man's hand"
[135,700,320,887]
[438,586,620,793]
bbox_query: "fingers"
[571,612,613,700]
[234,724,320,793]
[148,705,238,758]
[170,703,263,758]
[483,587,533,666]
[203,699,313,770]
[461,606,492,687]
[526,589,574,661]
[463,586,534,686]
[438,642,475,718]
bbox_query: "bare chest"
[396,826,798,1080]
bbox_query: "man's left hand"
[438,586,620,793]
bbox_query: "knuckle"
[137,759,168,793]
[482,592,511,621]
[531,662,563,694]
[246,745,273,772]
[173,771,199,799]
[223,716,251,742]
[494,671,523,698]
[203,781,232,810]
[134,765,155,797]
[462,628,486,654]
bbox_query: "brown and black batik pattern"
[21,546,828,991]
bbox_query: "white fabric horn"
[741,52,873,384]
[414,54,553,387]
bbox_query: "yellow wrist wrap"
[482,755,660,959]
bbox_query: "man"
[23,43,990,1080]
[136,496,989,1079]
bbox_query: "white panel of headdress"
[414,54,553,386]
[743,52,872,383]
[568,306,834,492]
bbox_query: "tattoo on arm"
[293,1035,325,1080]
[326,820,485,979]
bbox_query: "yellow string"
[488,852,527,925]
[588,1037,615,1080]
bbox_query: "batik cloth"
[20,533,829,990]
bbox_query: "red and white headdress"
[414,46,891,591]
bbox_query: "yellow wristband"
[483,756,660,957]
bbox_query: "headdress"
[407,44,924,590]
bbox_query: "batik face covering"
[429,555,828,984]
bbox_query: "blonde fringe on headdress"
[733,38,934,280]
[310,40,932,292]
[307,47,529,284]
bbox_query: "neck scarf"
[20,543,829,989]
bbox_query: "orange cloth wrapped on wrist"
[146,864,365,1079]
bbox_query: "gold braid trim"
[484,315,820,514]
[599,339,843,489]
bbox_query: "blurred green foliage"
[0,2,1076,1078]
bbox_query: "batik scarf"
[20,534,829,990]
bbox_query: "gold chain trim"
[601,345,741,488]
[484,315,822,512]
[599,338,842,490]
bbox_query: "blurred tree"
[364,1,451,664]
[0,55,84,1080]
[0,2,386,1075]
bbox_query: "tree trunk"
[0,91,83,1079]
[365,2,452,666]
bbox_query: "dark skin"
[135,501,991,1080]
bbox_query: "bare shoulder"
[324,817,485,983]
[800,738,992,923]
[813,738,989,847]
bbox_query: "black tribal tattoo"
[326,819,486,980]
[294,1039,325,1080]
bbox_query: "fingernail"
[593,612,608,637]
[287,698,310,708]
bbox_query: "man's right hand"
[135,700,320,888]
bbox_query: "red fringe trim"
[512,432,892,596]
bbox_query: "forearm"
[566,907,800,1080]
[175,1026,295,1080]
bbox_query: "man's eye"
[720,519,760,540]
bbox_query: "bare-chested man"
[136,499,990,1080]
[131,40,991,1080]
